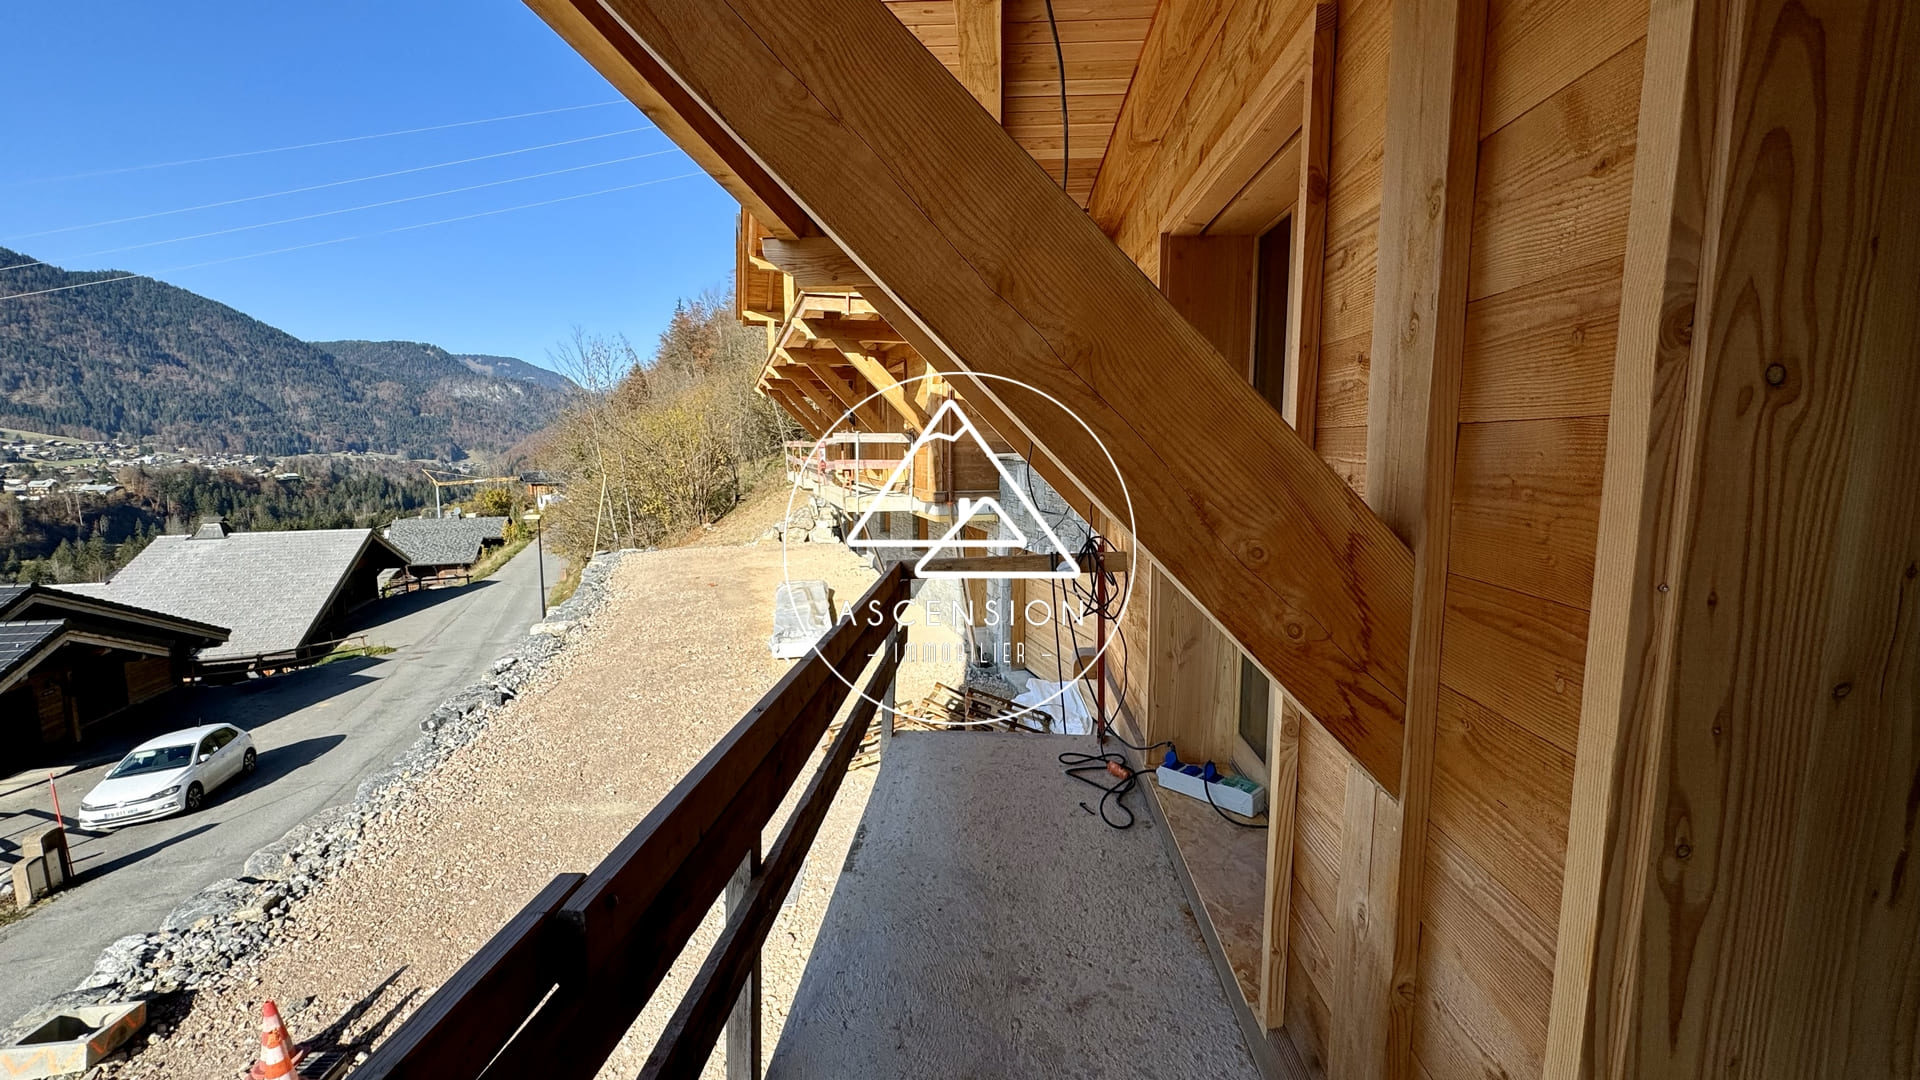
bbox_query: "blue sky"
[0,2,736,370]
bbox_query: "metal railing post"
[725,840,763,1080]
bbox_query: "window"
[1250,218,1292,416]
[198,735,220,759]
[1236,655,1270,766]
[209,728,237,750]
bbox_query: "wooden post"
[724,841,762,1080]
[1334,0,1487,1073]
[1546,1,1920,1077]
[880,625,899,749]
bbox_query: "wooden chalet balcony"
[355,565,1263,1078]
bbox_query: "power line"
[0,172,705,302]
[0,149,683,271]
[4,126,659,243]
[3,100,629,187]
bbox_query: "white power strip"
[1156,765,1267,818]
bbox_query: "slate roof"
[384,517,509,568]
[0,620,64,685]
[77,529,407,661]
[0,583,229,643]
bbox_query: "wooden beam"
[952,0,1002,122]
[1282,3,1334,441]
[916,553,1058,575]
[798,313,908,345]
[763,382,827,440]
[784,349,891,432]
[571,0,1415,788]
[760,237,873,290]
[1257,694,1303,1029]
[765,370,837,434]
[524,0,814,238]
[1548,2,1920,1077]
[808,331,929,430]
[1335,0,1486,1074]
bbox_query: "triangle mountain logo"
[842,398,1083,580]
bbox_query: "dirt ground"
[97,525,912,1078]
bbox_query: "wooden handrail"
[641,624,902,1079]
[356,563,911,1079]
[351,873,585,1079]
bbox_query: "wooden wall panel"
[1294,713,1348,937]
[1409,3,1645,1075]
[1477,0,1648,137]
[1309,0,1389,490]
[1448,416,1608,609]
[1438,574,1587,756]
[1466,39,1642,303]
[1430,687,1572,940]
[1458,256,1620,422]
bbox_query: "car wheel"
[184,783,204,814]
[241,748,258,776]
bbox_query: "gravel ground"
[94,538,888,1079]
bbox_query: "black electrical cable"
[1058,750,1144,829]
[1042,0,1069,193]
[1202,772,1269,830]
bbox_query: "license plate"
[106,807,144,820]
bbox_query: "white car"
[76,724,257,830]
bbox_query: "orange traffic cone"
[249,1000,308,1080]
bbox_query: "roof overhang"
[1,585,230,648]
[0,620,175,697]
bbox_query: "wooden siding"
[885,0,1153,205]
[1414,0,1645,1075]
[1088,0,1645,1074]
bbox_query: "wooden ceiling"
[886,0,1156,205]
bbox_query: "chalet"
[358,2,1919,1079]
[64,521,409,673]
[383,515,510,585]
[0,585,228,759]
[519,471,566,507]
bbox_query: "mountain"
[0,247,577,459]
[452,352,574,392]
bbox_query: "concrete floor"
[769,731,1259,1079]
[0,542,561,1027]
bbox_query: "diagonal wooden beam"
[762,381,827,440]
[792,317,927,430]
[782,350,890,432]
[815,338,927,432]
[765,368,837,433]
[524,0,815,239]
[557,0,1415,787]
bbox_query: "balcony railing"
[355,564,910,1080]
[784,433,920,512]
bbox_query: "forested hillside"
[537,295,794,558]
[0,247,574,458]
[1,458,437,584]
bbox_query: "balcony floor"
[769,730,1259,1078]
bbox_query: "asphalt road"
[0,541,562,1027]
